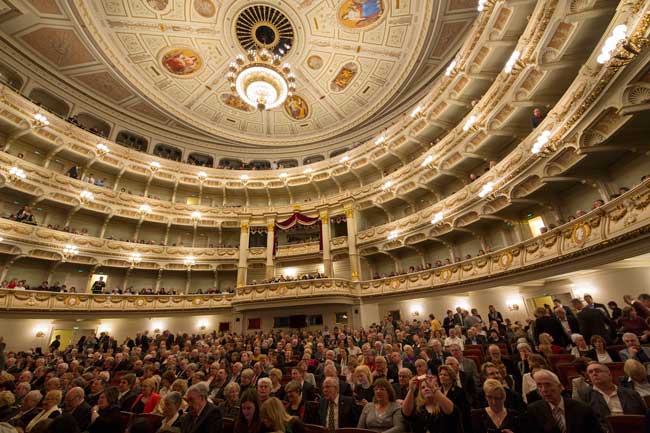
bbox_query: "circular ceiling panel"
[235,5,295,56]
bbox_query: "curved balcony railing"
[1,180,647,314]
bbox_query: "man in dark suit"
[117,373,138,411]
[64,386,92,432]
[584,294,611,319]
[579,362,648,431]
[181,383,223,433]
[445,356,477,404]
[466,328,487,346]
[386,351,403,383]
[291,366,317,401]
[427,339,450,374]
[522,369,604,433]
[533,307,570,347]
[392,368,412,400]
[318,377,359,429]
[324,365,352,397]
[7,390,42,430]
[572,299,610,343]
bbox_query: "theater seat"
[336,429,378,433]
[606,414,647,433]
[305,423,326,433]
[132,413,163,431]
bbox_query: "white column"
[320,210,333,277]
[265,221,275,280]
[237,221,250,287]
[345,206,360,281]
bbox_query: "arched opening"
[0,64,23,91]
[116,131,148,152]
[249,160,271,170]
[303,155,324,165]
[28,88,70,118]
[154,143,182,162]
[70,112,111,138]
[187,152,214,167]
[277,159,298,168]
[218,158,243,169]
[330,147,349,158]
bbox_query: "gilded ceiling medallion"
[193,0,216,18]
[338,0,385,30]
[307,55,323,70]
[144,0,169,12]
[284,95,309,120]
[160,48,203,76]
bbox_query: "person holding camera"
[401,374,461,433]
[472,379,519,433]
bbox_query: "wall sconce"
[8,166,27,182]
[96,143,110,156]
[197,171,207,182]
[191,211,202,222]
[138,204,152,216]
[35,331,45,338]
[506,297,521,311]
[197,320,207,331]
[410,304,422,317]
[79,190,94,204]
[33,113,50,127]
[240,174,249,185]
[184,256,196,270]
[62,244,79,261]
[129,252,142,268]
[149,161,161,172]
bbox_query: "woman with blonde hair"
[221,382,241,419]
[131,377,161,414]
[537,333,562,357]
[401,375,459,433]
[268,368,284,400]
[353,365,374,404]
[621,358,650,397]
[438,366,470,433]
[472,379,518,433]
[260,397,305,433]
[25,390,61,432]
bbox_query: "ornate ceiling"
[0,0,477,154]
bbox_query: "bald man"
[521,369,604,433]
[64,386,92,431]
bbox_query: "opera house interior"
[0,0,649,432]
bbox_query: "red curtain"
[273,212,322,255]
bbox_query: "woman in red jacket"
[131,378,161,414]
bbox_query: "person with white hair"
[7,390,41,430]
[520,369,604,433]
[180,383,223,433]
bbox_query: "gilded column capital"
[344,208,354,218]
[240,221,249,232]
[267,222,275,231]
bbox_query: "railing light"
[597,24,627,64]
[463,115,477,132]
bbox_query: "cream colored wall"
[241,304,354,334]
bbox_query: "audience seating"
[607,362,626,384]
[118,411,133,433]
[606,414,648,433]
[335,429,378,433]
[223,417,235,433]
[548,354,575,372]
[555,363,579,390]
[132,413,163,431]
[464,355,481,371]
[305,424,326,433]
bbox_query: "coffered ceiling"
[0,0,477,154]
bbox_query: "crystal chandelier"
[227,48,296,111]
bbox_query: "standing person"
[91,277,106,294]
[521,369,603,433]
[533,308,570,348]
[180,383,224,433]
[488,305,504,326]
[571,299,610,343]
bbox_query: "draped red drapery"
[273,212,322,255]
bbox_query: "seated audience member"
[521,355,550,403]
[89,387,127,433]
[392,369,412,401]
[180,383,224,433]
[448,344,480,386]
[620,307,650,341]
[283,381,307,421]
[63,386,92,432]
[256,378,272,405]
[323,365,351,397]
[220,382,241,419]
[47,413,81,433]
[235,389,261,433]
[401,375,460,433]
[587,335,621,363]
[290,366,316,402]
[157,391,184,433]
[444,356,477,404]
[260,397,305,433]
[25,390,62,432]
[268,369,284,400]
[0,391,15,422]
[472,379,519,433]
[619,332,650,362]
[117,373,138,410]
[521,369,604,433]
[357,379,405,433]
[531,108,545,128]
[579,361,647,431]
[318,376,359,429]
[7,390,41,429]
[570,358,592,400]
[353,365,374,404]
[569,334,592,358]
[438,366,470,433]
[131,378,161,414]
[475,362,526,413]
[620,359,650,397]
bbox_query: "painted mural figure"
[339,0,384,29]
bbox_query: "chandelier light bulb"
[80,190,94,202]
[240,174,249,181]
[149,161,161,171]
[340,155,350,163]
[191,210,202,220]
[431,212,444,224]
[9,166,26,180]
[421,155,434,167]
[479,181,495,198]
[463,115,477,132]
[445,60,457,76]
[130,252,142,264]
[63,244,79,256]
[504,51,521,74]
[34,113,50,125]
[597,25,627,64]
[139,204,152,214]
[381,180,393,191]
[387,230,399,240]
[197,171,207,180]
[96,143,109,154]
[184,256,196,267]
[279,172,288,179]
[304,167,313,174]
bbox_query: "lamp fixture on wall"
[79,190,94,204]
[62,244,79,261]
[184,256,196,270]
[149,161,161,172]
[96,143,110,156]
[7,166,26,182]
[129,252,142,268]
